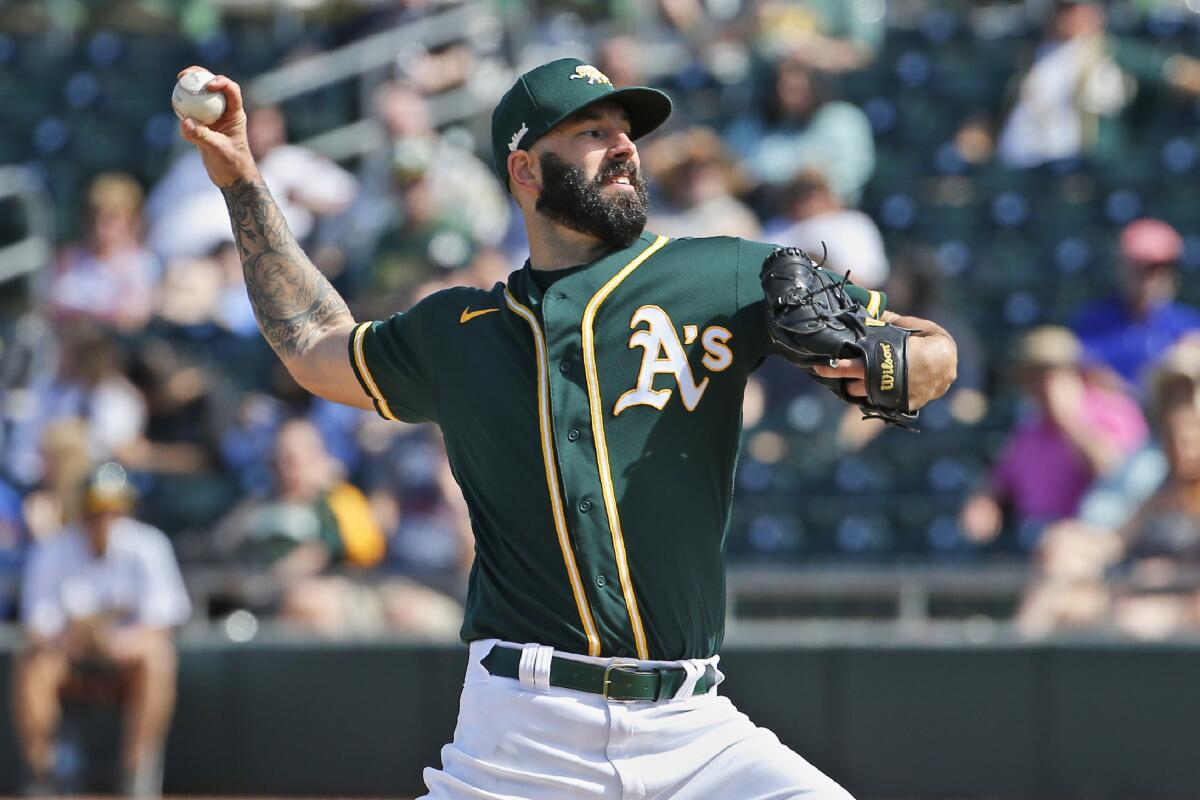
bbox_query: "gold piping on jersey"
[581,234,669,660]
[866,290,882,318]
[504,288,603,657]
[351,321,399,421]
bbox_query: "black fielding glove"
[760,246,919,430]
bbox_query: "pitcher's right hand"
[176,66,257,188]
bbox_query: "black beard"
[535,152,649,249]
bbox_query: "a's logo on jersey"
[614,305,733,416]
[569,65,611,86]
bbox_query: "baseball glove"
[760,246,919,430]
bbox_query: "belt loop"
[518,644,554,691]
[533,645,554,692]
[518,644,538,687]
[672,660,703,701]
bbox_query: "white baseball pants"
[419,639,854,800]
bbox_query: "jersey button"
[595,575,607,588]
[578,499,593,513]
[559,360,572,373]
[567,429,580,442]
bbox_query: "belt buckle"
[602,661,644,703]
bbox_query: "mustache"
[595,160,639,185]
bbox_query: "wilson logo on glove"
[878,342,895,392]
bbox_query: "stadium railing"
[246,0,504,162]
[0,165,53,285]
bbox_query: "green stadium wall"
[1,637,1197,798]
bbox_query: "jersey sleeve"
[347,296,440,424]
[734,238,889,358]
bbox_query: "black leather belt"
[481,645,713,703]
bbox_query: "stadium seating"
[1,6,1198,565]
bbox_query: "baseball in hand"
[172,69,226,125]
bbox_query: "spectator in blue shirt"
[0,478,26,621]
[1072,218,1200,392]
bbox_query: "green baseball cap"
[490,57,672,187]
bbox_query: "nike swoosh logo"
[460,307,499,324]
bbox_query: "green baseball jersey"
[349,232,885,660]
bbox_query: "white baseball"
[171,69,226,126]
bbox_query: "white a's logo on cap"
[508,122,529,152]
[570,65,611,86]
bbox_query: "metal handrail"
[726,563,1034,596]
[6,562,1197,641]
[246,3,498,104]
[244,1,505,161]
[238,1,695,163]
[0,166,53,285]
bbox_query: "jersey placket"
[536,270,641,659]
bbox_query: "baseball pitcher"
[178,57,957,799]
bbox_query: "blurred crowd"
[1,0,1200,645]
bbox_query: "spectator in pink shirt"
[48,173,160,333]
[961,326,1148,547]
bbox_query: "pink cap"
[1120,218,1183,265]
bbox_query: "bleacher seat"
[5,11,1198,568]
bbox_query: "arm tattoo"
[220,178,353,359]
